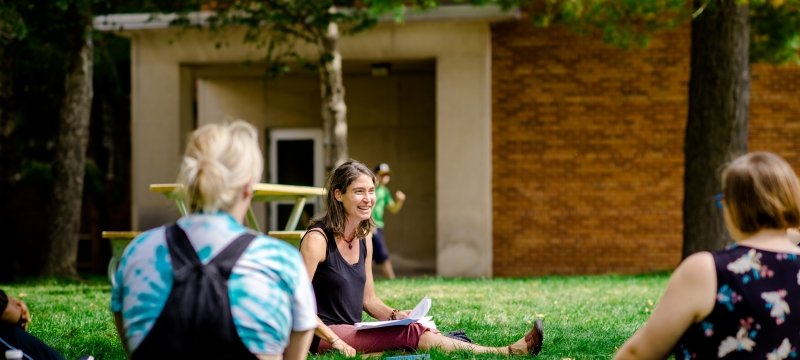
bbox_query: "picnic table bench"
[102,231,141,284]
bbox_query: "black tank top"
[304,222,367,325]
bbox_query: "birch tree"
[158,0,435,169]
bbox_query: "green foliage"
[18,159,53,184]
[147,0,439,76]
[0,4,27,43]
[750,0,800,63]
[5,2,73,179]
[0,0,133,277]
[0,1,131,183]
[486,0,800,62]
[0,274,670,359]
[481,0,690,49]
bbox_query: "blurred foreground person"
[0,289,64,360]
[615,151,800,359]
[111,120,316,359]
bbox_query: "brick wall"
[750,64,800,161]
[491,20,800,276]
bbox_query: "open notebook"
[355,296,437,330]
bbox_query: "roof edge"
[94,5,520,32]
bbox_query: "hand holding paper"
[355,296,436,330]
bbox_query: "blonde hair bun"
[177,120,263,213]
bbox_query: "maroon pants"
[314,323,433,354]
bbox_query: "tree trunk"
[0,4,22,207]
[42,9,93,277]
[683,0,750,258]
[0,44,13,187]
[319,19,348,171]
[0,38,15,279]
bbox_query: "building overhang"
[94,5,520,33]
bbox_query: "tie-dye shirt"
[674,244,800,359]
[110,212,317,355]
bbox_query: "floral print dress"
[674,244,800,359]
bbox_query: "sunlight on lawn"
[1,273,670,359]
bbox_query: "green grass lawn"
[0,273,669,359]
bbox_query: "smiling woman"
[299,160,544,357]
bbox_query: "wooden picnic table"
[149,182,325,233]
[103,183,324,286]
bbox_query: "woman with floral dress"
[615,151,800,359]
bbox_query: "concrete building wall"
[345,69,437,273]
[191,65,437,273]
[117,9,800,277]
[127,20,494,276]
[491,21,800,276]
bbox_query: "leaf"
[320,52,335,64]
[55,0,69,12]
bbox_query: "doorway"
[268,128,324,231]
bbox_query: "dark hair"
[311,160,375,240]
[374,163,391,175]
[722,152,800,233]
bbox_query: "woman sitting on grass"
[111,120,317,360]
[300,159,543,357]
[615,151,800,359]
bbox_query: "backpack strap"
[165,224,256,280]
[165,224,202,270]
[209,232,256,279]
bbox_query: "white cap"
[5,349,23,360]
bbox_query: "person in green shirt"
[372,163,405,279]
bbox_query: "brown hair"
[722,151,800,234]
[310,160,375,240]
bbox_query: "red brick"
[491,21,800,276]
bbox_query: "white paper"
[416,316,437,330]
[409,296,431,319]
[355,296,433,330]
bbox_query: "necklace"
[342,234,356,249]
